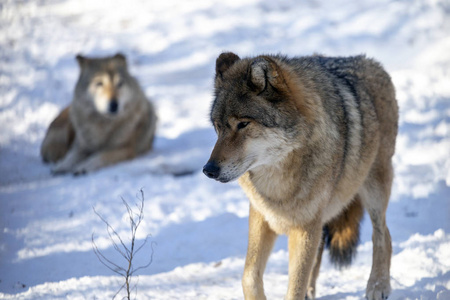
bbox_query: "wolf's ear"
[76,55,88,68]
[247,57,283,93]
[113,53,127,68]
[216,52,240,79]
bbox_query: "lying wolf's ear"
[113,53,127,68]
[216,52,240,79]
[247,57,283,94]
[76,55,88,68]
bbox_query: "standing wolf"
[203,52,398,299]
[41,53,157,174]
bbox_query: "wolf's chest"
[239,171,326,234]
[74,117,127,152]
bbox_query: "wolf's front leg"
[242,205,277,300]
[286,218,323,300]
[51,142,86,174]
[72,147,134,175]
[307,237,325,299]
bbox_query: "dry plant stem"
[92,189,155,300]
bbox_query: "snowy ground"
[1,0,449,299]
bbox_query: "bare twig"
[92,189,155,300]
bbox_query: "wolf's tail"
[323,195,364,268]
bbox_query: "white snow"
[1,0,449,299]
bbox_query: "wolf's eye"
[95,81,103,87]
[117,80,124,88]
[237,122,249,130]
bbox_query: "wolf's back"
[311,55,398,159]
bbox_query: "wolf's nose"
[109,100,118,113]
[203,161,220,179]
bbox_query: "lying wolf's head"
[74,53,137,116]
[203,52,313,183]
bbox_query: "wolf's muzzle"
[109,100,119,114]
[203,161,220,179]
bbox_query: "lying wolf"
[203,52,398,300]
[41,53,157,174]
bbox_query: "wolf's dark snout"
[109,100,118,113]
[203,161,220,179]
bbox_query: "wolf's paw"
[51,163,70,175]
[72,160,97,175]
[306,286,316,299]
[366,278,391,300]
[72,164,89,176]
[73,169,87,176]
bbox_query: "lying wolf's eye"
[117,80,124,88]
[237,122,249,130]
[95,81,103,87]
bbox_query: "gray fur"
[204,52,398,300]
[42,53,157,175]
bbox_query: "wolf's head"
[74,53,138,116]
[203,52,314,183]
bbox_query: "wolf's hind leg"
[360,163,393,300]
[41,106,75,163]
